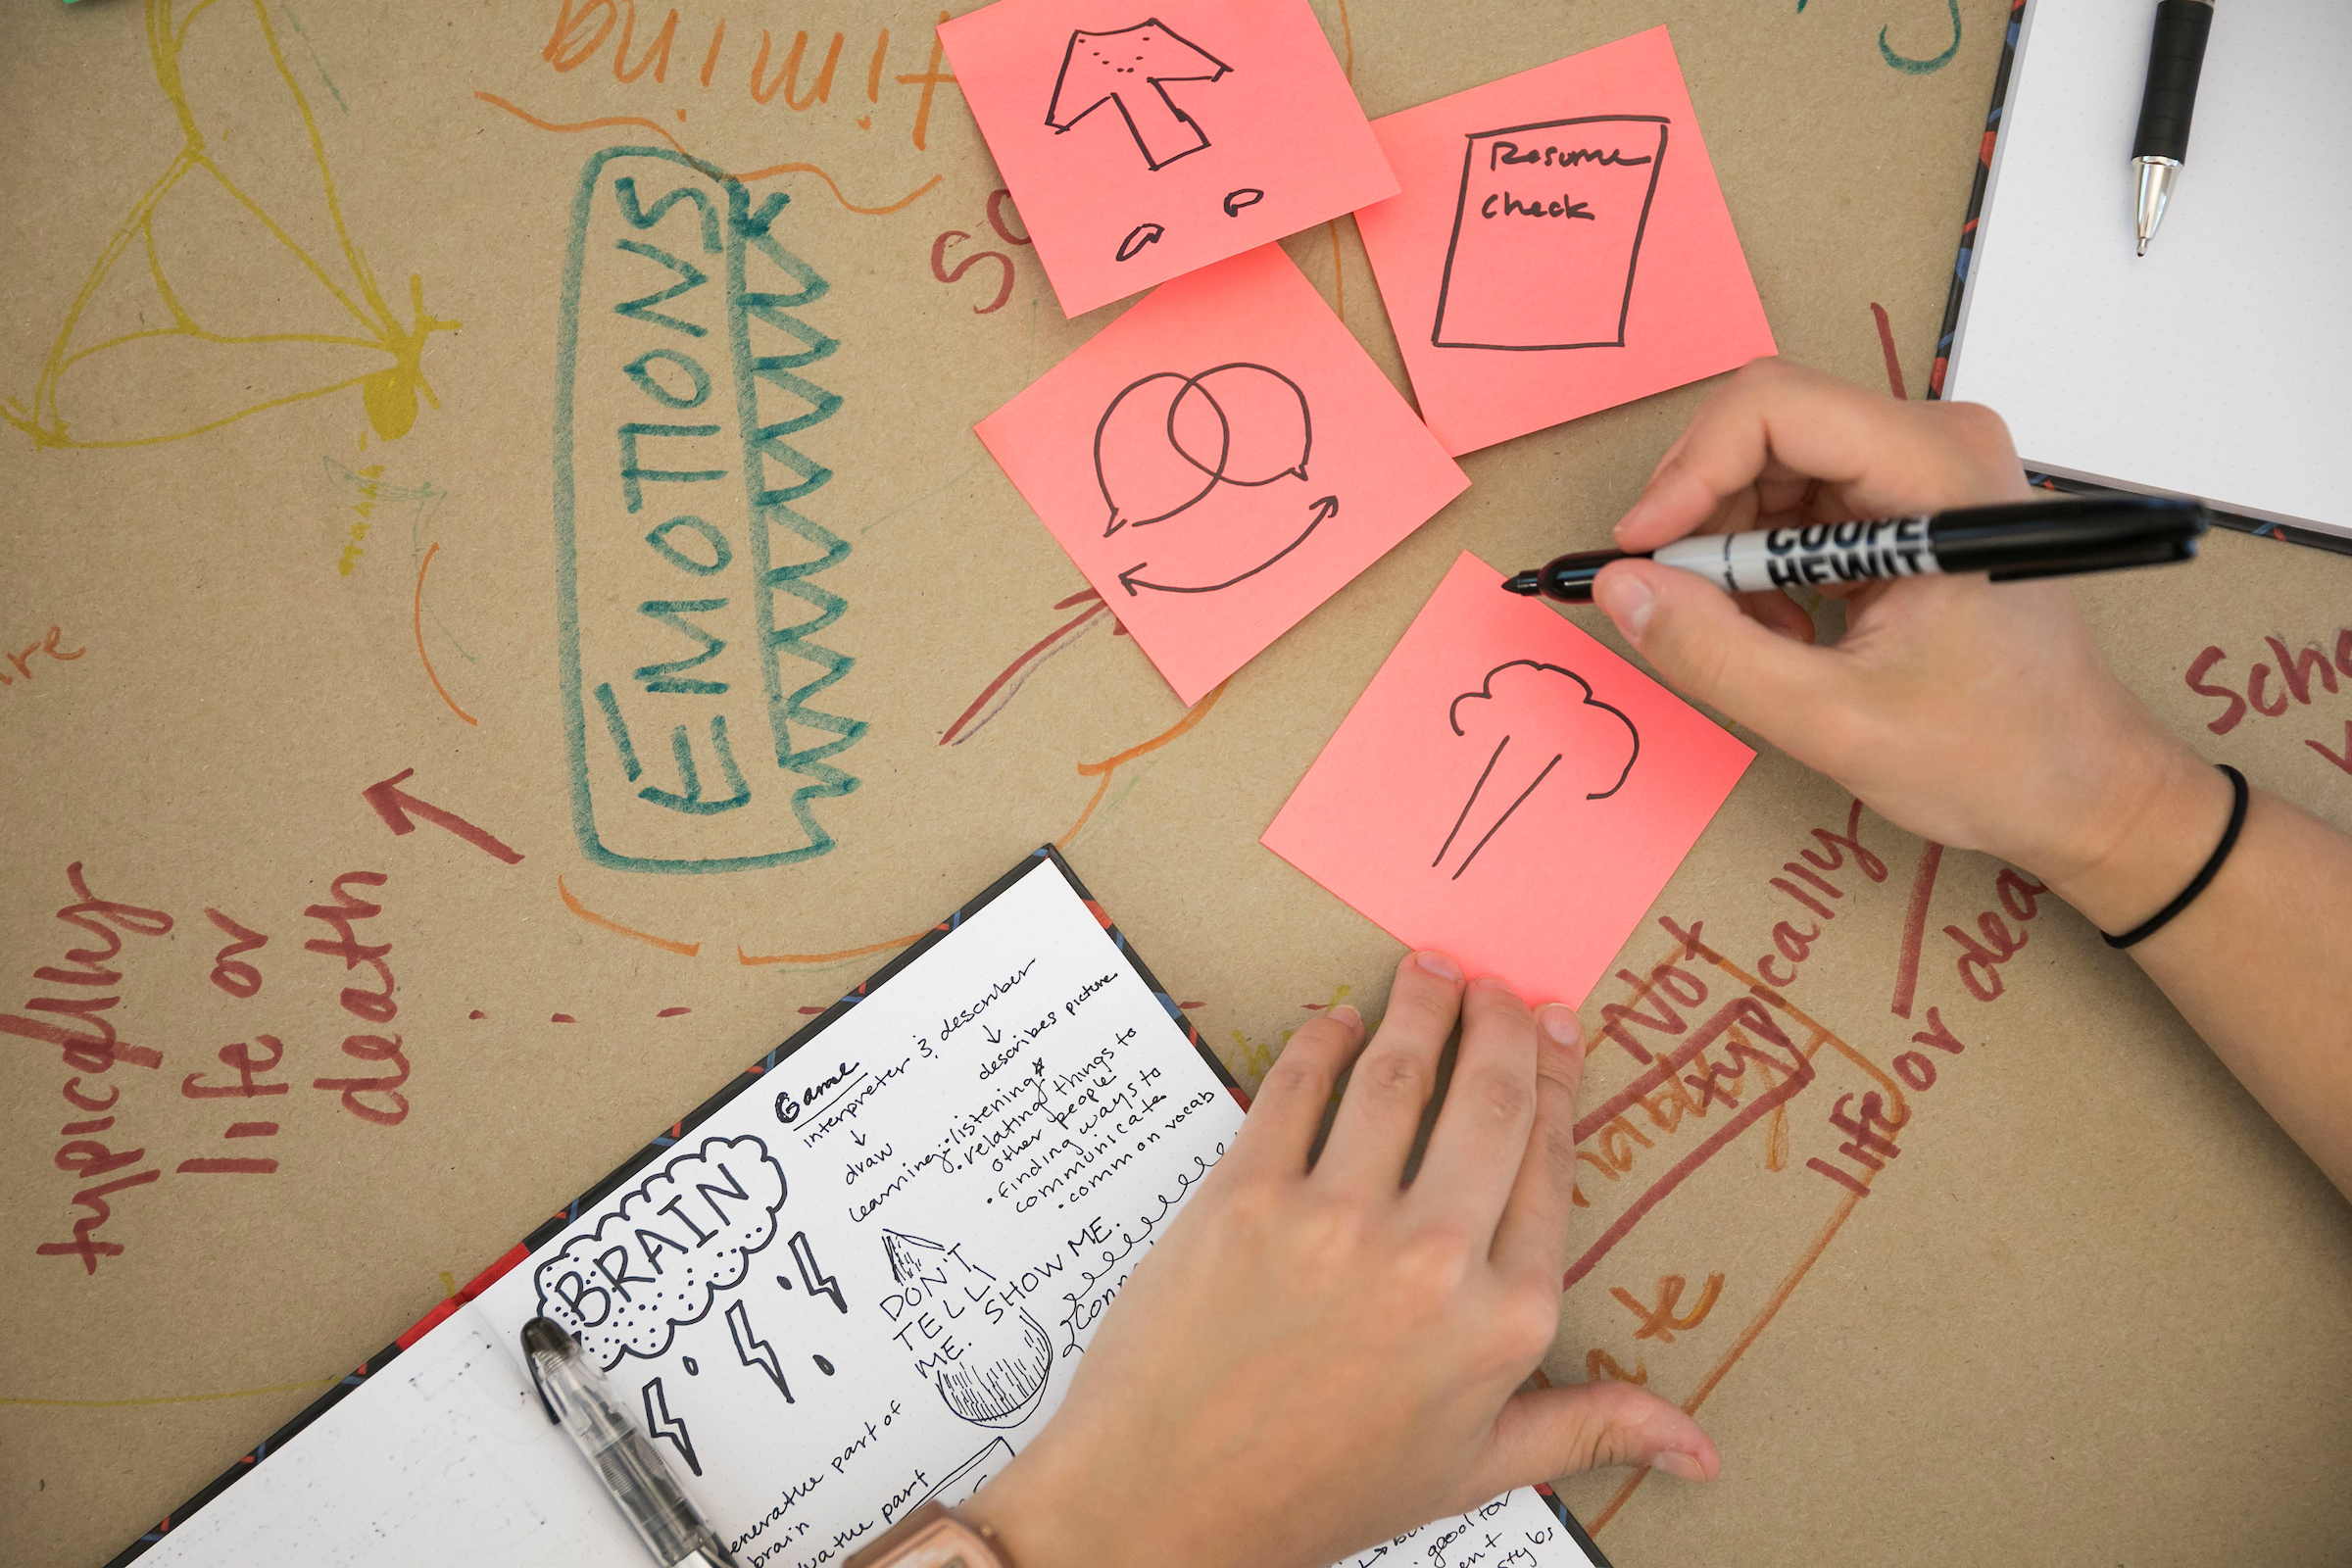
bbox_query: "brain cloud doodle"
[532,1135,789,1369]
[1436,660,1641,879]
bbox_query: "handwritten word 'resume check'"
[1352,26,1776,456]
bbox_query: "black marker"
[1501,496,2209,604]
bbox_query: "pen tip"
[1501,572,1543,596]
[2136,238,2148,257]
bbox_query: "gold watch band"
[841,1500,1015,1568]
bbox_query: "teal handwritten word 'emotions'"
[555,147,865,873]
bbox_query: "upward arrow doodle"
[361,768,524,863]
[1046,21,1231,172]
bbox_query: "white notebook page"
[132,857,1597,1568]
[1942,0,2351,538]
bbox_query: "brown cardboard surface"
[2,3,2346,1566]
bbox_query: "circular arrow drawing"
[1097,362,1312,533]
[1118,494,1339,596]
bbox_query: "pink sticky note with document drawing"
[1263,551,1753,1005]
[1351,27,1776,456]
[938,0,1398,317]
[976,244,1468,705]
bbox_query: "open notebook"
[111,849,1609,1568]
[1938,0,2350,542]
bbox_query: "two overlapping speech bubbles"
[1095,362,1313,535]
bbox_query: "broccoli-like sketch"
[1435,660,1640,879]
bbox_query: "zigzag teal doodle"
[555,147,866,873]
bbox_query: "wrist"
[956,1446,1113,1568]
[2031,729,2234,937]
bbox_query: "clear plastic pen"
[523,1317,740,1568]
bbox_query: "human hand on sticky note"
[1590,359,2210,900]
[958,953,1717,1568]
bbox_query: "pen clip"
[526,1348,558,1425]
[521,1319,566,1425]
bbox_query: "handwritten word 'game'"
[555,148,866,873]
[940,0,1396,315]
[1354,27,1774,455]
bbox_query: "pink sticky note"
[976,245,1468,706]
[1263,551,1753,1006]
[939,0,1398,318]
[1352,27,1776,456]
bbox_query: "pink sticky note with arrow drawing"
[1351,27,1776,456]
[1262,551,1753,1006]
[939,0,1398,318]
[974,244,1468,706]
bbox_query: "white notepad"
[122,853,1602,1568]
[1941,0,2351,539]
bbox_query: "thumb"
[1592,559,1844,751]
[1470,1381,1722,1496]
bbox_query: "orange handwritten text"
[536,2,958,152]
[0,625,87,693]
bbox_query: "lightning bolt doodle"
[726,1298,793,1403]
[640,1376,701,1475]
[791,1230,849,1314]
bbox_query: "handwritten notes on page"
[1263,553,1753,1006]
[125,852,1597,1568]
[467,853,1249,1565]
[1351,27,1776,456]
[976,245,1469,705]
[939,0,1396,317]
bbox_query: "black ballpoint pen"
[2132,0,2214,256]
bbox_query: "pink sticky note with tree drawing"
[1351,27,1776,456]
[1263,551,1753,1005]
[939,0,1398,318]
[975,244,1468,706]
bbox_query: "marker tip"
[1501,572,1543,596]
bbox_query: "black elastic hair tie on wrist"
[2102,763,2248,951]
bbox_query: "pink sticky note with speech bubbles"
[1263,551,1753,1006]
[1351,27,1776,456]
[939,0,1398,318]
[975,244,1468,706]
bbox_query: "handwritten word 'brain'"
[533,1135,788,1368]
[1095,365,1312,533]
[1435,661,1641,879]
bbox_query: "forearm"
[2043,750,2352,1198]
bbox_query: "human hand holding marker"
[1588,360,2352,1201]
[1584,359,2218,894]
[958,953,1717,1568]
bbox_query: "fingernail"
[1327,1003,1363,1032]
[1615,493,1660,542]
[1469,973,1517,994]
[1538,1004,1583,1050]
[1651,1450,1710,1483]
[1593,572,1656,641]
[1415,951,1463,982]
